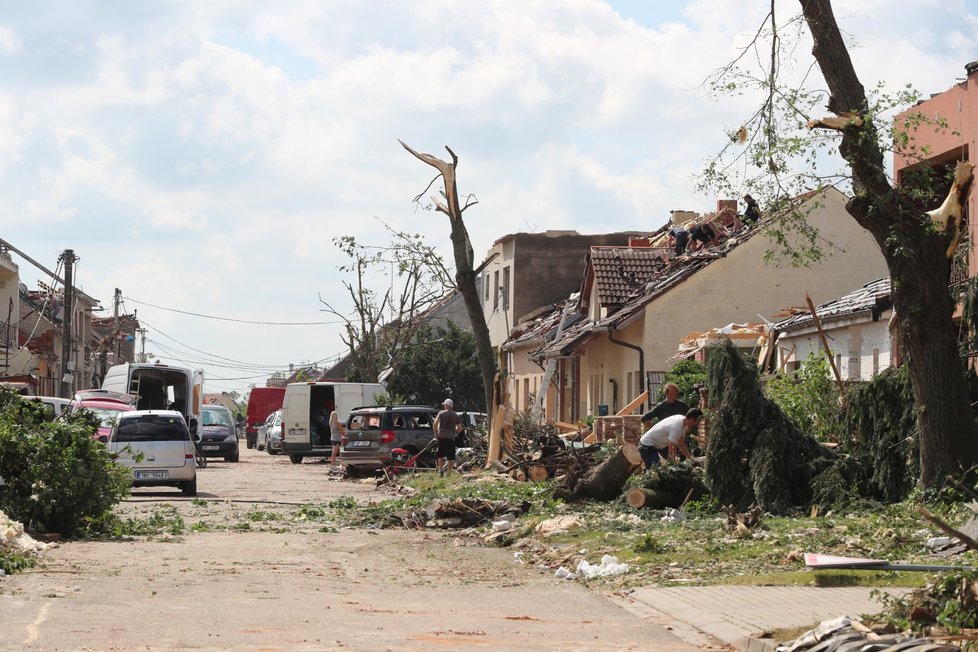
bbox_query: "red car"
[69,390,137,443]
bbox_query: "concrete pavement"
[612,585,907,650]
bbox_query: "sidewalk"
[613,585,906,650]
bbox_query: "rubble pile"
[1,509,55,555]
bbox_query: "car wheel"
[226,451,239,463]
[181,477,198,496]
[246,437,255,450]
[289,454,303,464]
[270,448,280,455]
[257,436,265,451]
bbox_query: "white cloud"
[4,0,976,394]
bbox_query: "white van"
[280,382,384,464]
[101,362,204,436]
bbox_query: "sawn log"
[571,443,642,501]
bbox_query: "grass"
[358,473,978,591]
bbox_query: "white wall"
[778,316,892,380]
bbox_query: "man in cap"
[433,398,462,476]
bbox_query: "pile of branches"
[706,341,836,514]
[395,498,529,529]
[499,412,600,484]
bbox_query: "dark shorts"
[436,437,456,461]
[639,445,666,469]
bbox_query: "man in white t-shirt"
[638,408,702,469]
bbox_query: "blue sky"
[4,0,978,395]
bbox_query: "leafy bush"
[0,390,131,536]
[663,359,707,407]
[765,353,842,442]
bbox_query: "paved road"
[1,446,701,651]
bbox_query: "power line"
[123,296,344,325]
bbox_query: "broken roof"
[774,277,891,332]
[530,187,844,359]
[503,296,583,352]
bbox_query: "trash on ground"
[576,554,629,579]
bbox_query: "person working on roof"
[638,408,702,469]
[688,221,718,251]
[742,194,761,227]
[668,226,689,255]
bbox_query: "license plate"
[136,471,168,480]
[202,445,219,451]
[288,428,305,436]
[347,440,371,448]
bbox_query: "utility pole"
[137,327,147,362]
[113,288,121,363]
[59,249,76,398]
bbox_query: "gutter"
[607,325,644,412]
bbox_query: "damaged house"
[506,188,889,423]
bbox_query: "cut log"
[527,465,549,482]
[510,468,527,482]
[625,488,680,509]
[571,443,642,501]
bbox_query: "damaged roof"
[774,277,891,332]
[503,296,583,352]
[527,188,841,360]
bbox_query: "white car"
[263,409,283,455]
[109,410,197,496]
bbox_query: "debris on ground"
[576,554,629,579]
[0,510,56,555]
[534,515,585,538]
[394,498,529,529]
[775,614,961,651]
[722,503,764,537]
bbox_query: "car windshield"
[85,407,125,429]
[115,415,189,442]
[202,409,233,427]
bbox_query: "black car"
[198,405,240,462]
[342,405,439,472]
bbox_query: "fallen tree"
[705,341,836,514]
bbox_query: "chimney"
[670,210,697,225]
[629,236,651,248]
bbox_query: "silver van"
[109,410,197,496]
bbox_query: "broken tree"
[569,443,642,502]
[399,141,496,418]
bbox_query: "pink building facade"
[893,60,978,278]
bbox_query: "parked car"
[68,390,138,443]
[244,387,285,449]
[263,409,283,455]
[29,396,70,420]
[456,411,488,447]
[198,404,240,462]
[341,405,439,473]
[108,410,197,496]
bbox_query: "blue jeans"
[639,445,665,469]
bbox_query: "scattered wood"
[918,507,978,553]
[527,465,549,482]
[616,390,648,416]
[723,503,764,530]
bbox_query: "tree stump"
[527,465,548,482]
[625,488,679,509]
[571,443,642,501]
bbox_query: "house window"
[502,266,511,309]
[493,270,500,309]
[848,350,860,381]
[484,274,490,303]
[523,378,530,409]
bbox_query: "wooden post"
[804,291,846,405]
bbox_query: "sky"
[4,0,978,397]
